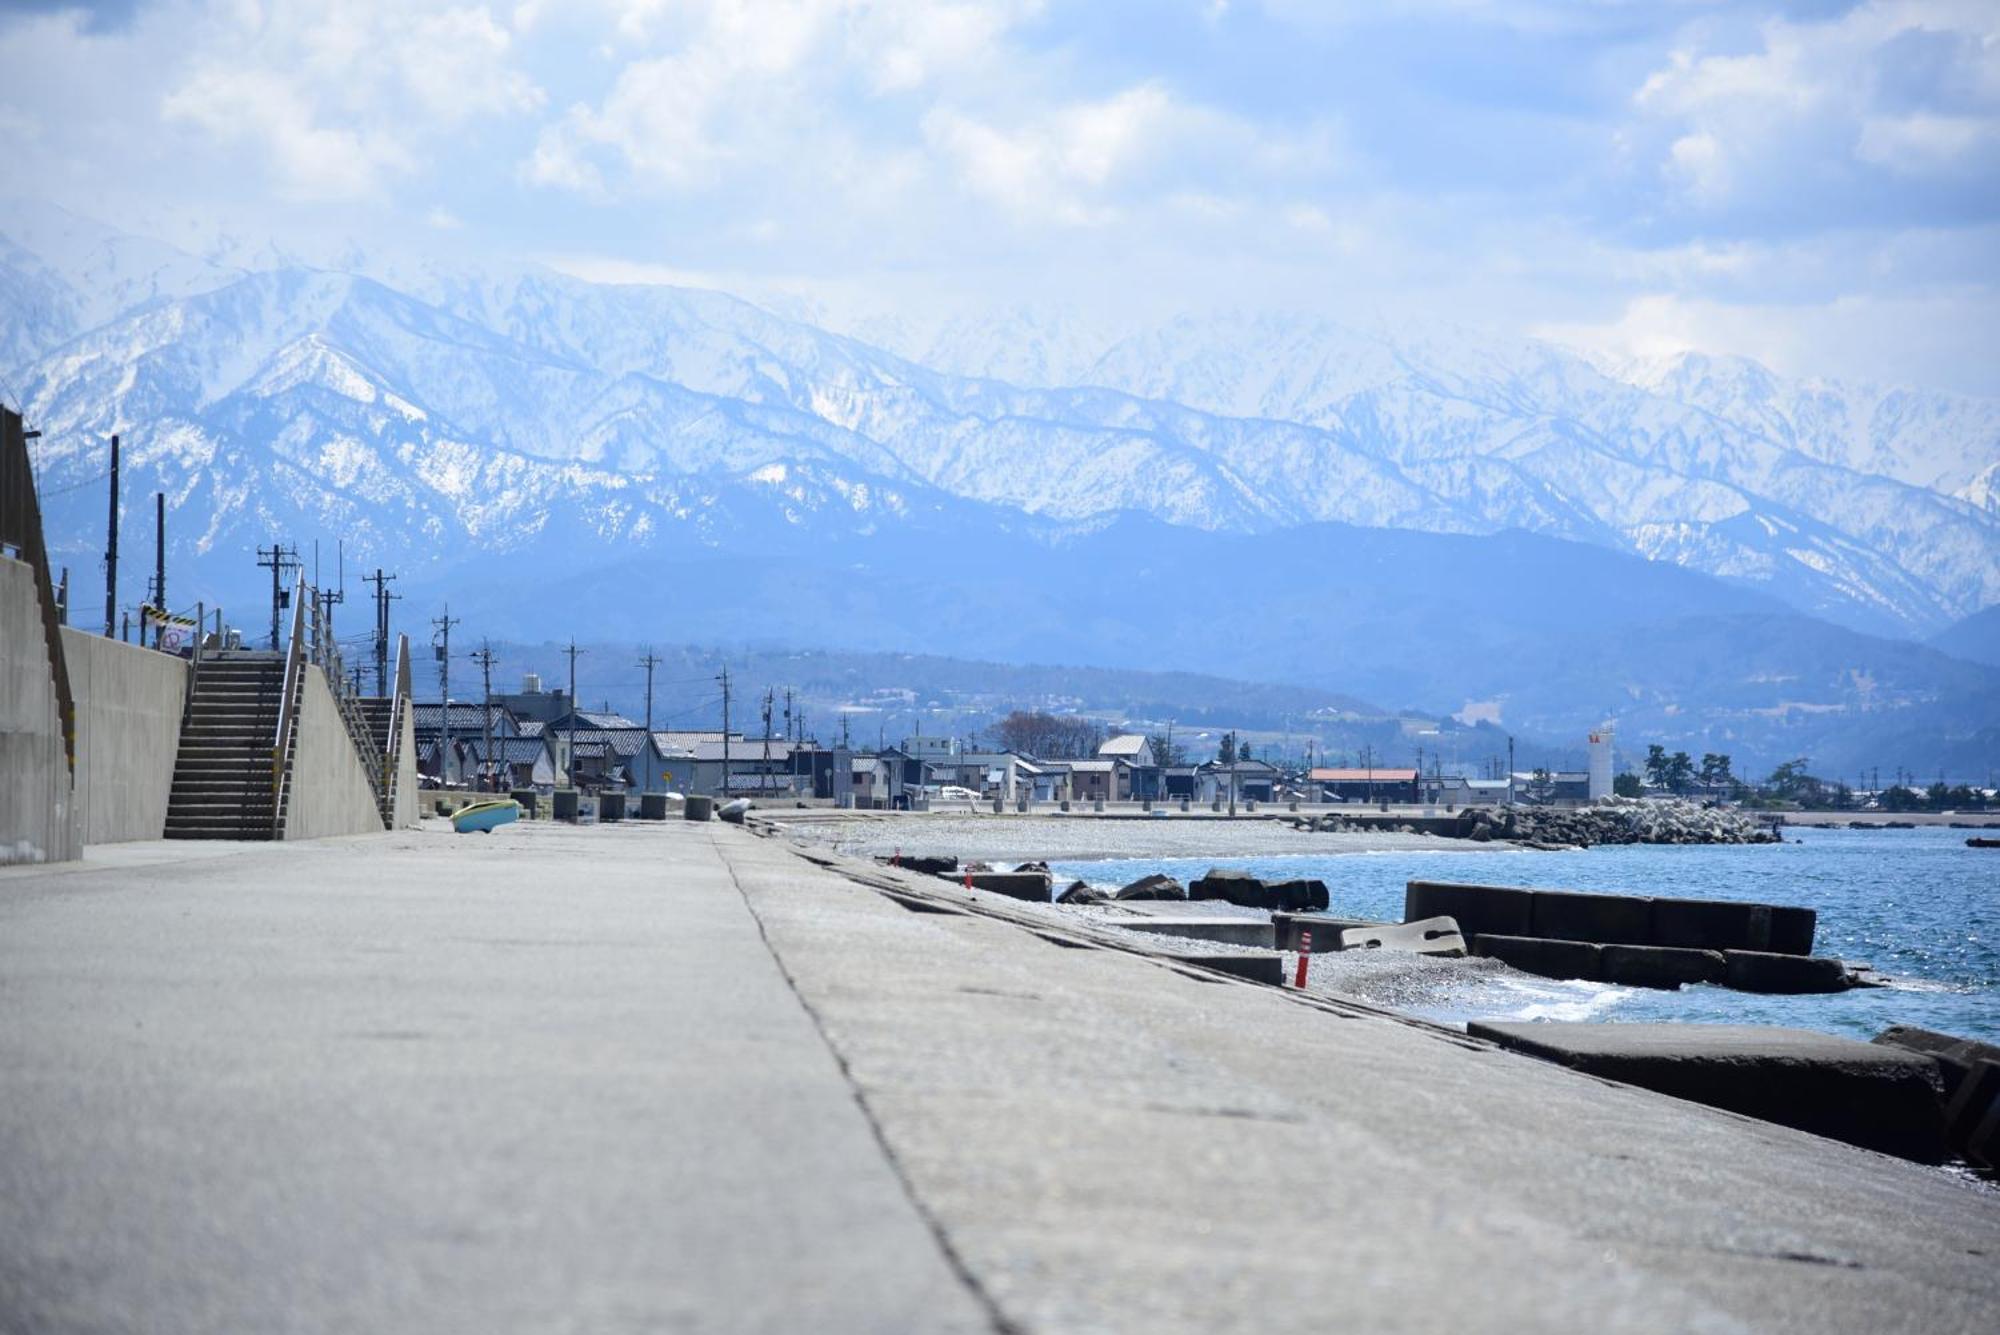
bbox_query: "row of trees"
[1628,746,1992,809]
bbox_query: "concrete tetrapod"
[1468,1022,1949,1163]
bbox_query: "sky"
[2,0,1998,392]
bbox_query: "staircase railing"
[380,634,412,826]
[271,571,310,835]
[0,407,76,780]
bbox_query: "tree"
[992,710,1103,759]
[1698,753,1733,797]
[1218,731,1237,765]
[1613,771,1644,798]
[1644,744,1669,789]
[1239,740,1254,762]
[1146,732,1185,768]
[1664,751,1695,796]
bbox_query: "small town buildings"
[1435,776,1513,806]
[1311,766,1420,803]
[458,736,559,790]
[1198,759,1280,803]
[1066,758,1131,802]
[1097,734,1160,799]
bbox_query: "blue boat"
[452,799,521,834]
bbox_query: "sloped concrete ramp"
[1,821,1996,1333]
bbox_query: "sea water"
[1049,825,1998,1041]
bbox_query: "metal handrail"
[381,633,412,822]
[271,571,309,819]
[0,407,76,777]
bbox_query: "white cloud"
[1633,2,2000,214]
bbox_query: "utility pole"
[784,686,795,744]
[564,639,586,790]
[717,666,733,798]
[314,540,346,642]
[256,541,300,650]
[431,606,460,763]
[1507,735,1516,807]
[469,640,496,791]
[638,649,662,734]
[761,688,775,795]
[363,568,398,695]
[103,433,118,637]
[150,492,165,647]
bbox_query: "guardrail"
[381,634,411,825]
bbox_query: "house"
[931,751,1044,802]
[1311,767,1420,803]
[1098,734,1160,798]
[1436,776,1513,806]
[1512,770,1592,805]
[1066,757,1132,802]
[412,702,520,785]
[1161,765,1200,799]
[458,735,558,791]
[684,737,813,798]
[494,672,571,726]
[1198,759,1280,803]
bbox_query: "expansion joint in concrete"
[712,830,1020,1335]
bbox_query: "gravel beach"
[763,811,1494,863]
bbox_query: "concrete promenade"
[3,820,1997,1333]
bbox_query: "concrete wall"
[391,705,418,829]
[283,667,386,842]
[60,626,188,845]
[1,556,79,864]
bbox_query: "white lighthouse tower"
[1587,723,1616,802]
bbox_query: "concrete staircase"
[359,697,399,827]
[163,652,291,840]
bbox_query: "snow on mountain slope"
[5,209,1995,637]
[1623,351,2000,495]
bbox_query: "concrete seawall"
[60,626,188,845]
[282,668,386,841]
[0,555,78,864]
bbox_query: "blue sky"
[3,0,1997,391]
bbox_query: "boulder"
[1188,870,1327,911]
[1056,881,1108,905]
[1115,874,1186,901]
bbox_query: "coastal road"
[2,819,1996,1332]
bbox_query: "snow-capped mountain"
[4,205,1995,644]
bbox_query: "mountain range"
[3,201,1996,776]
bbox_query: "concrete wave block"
[965,871,1052,902]
[1471,934,1601,982]
[1722,951,1851,994]
[1339,916,1466,958]
[1405,881,1533,939]
[1598,944,1727,990]
[1530,889,1654,945]
[1467,1021,1949,1163]
[1157,951,1284,985]
[1649,897,1772,952]
[1115,917,1276,948]
[1272,913,1388,952]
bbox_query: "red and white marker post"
[1294,929,1313,989]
